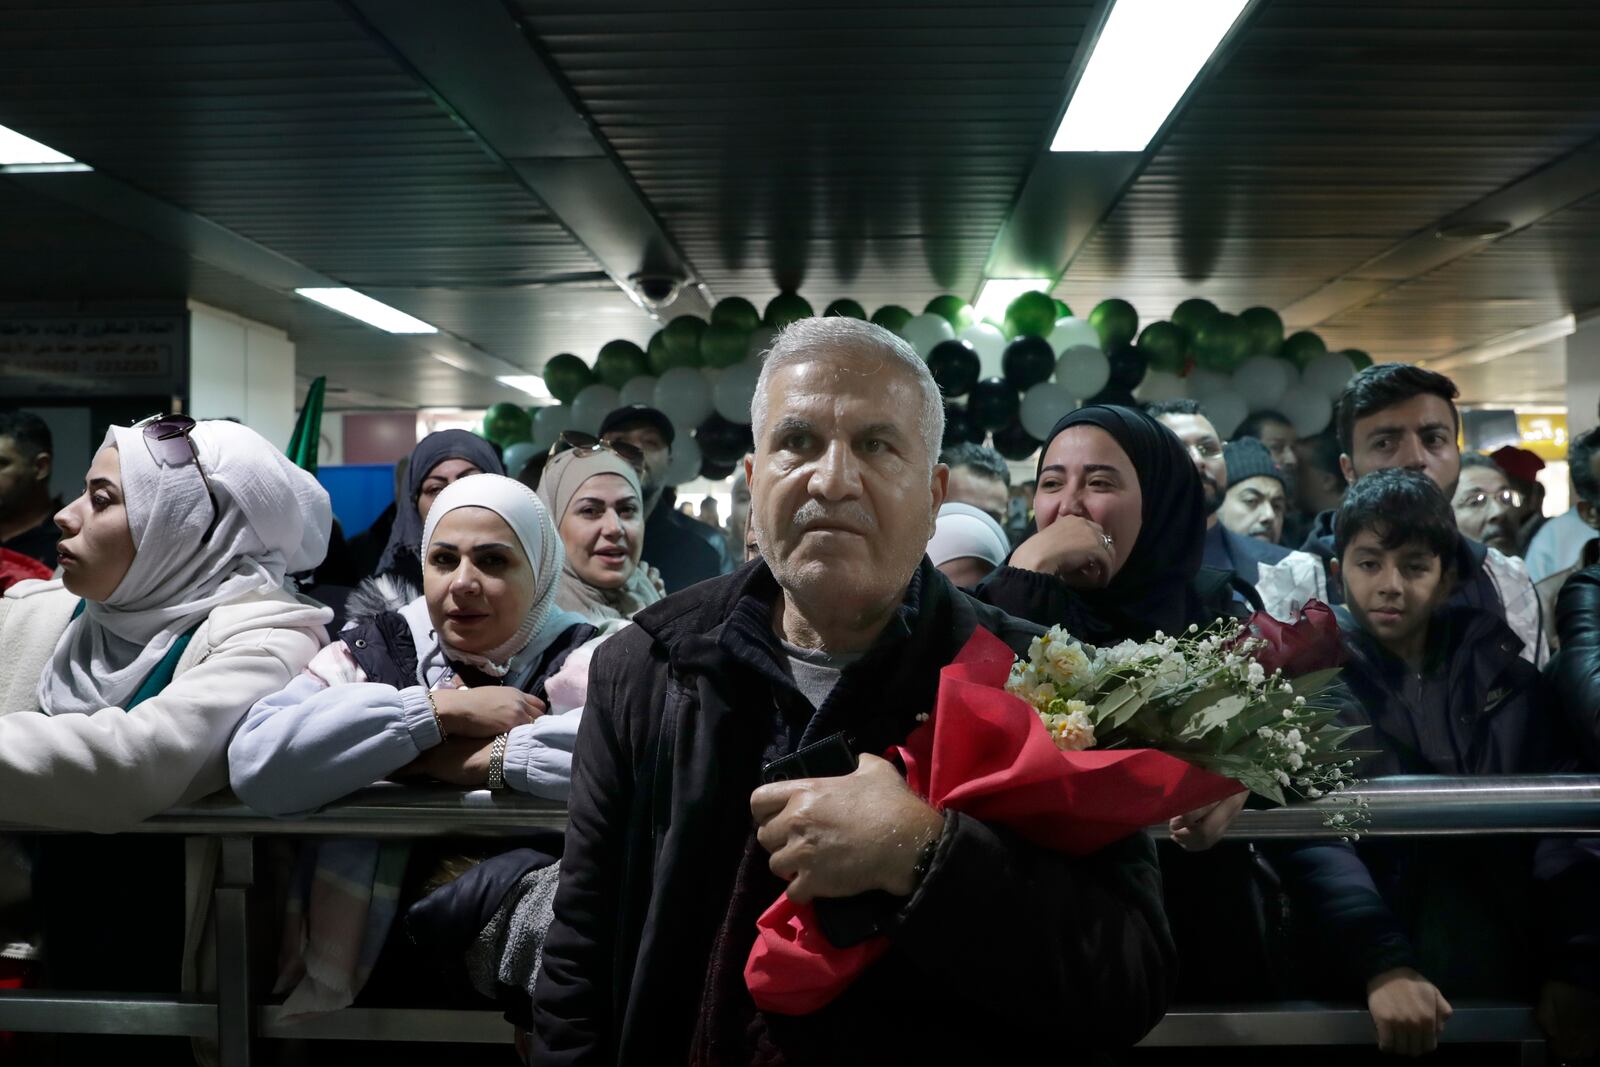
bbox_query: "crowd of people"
[0,317,1598,1064]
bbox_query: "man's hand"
[1169,791,1248,852]
[1366,967,1451,1056]
[750,753,943,903]
[1538,979,1600,1061]
[431,686,544,738]
[1009,515,1114,589]
[401,736,495,787]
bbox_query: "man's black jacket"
[530,557,1176,1065]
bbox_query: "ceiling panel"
[1054,0,1600,400]
[515,0,1098,313]
[0,0,647,395]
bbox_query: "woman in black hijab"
[976,404,1230,645]
[977,405,1271,998]
[346,429,505,622]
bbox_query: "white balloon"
[1048,316,1100,356]
[959,322,1008,378]
[620,374,659,408]
[1020,382,1076,440]
[664,435,703,487]
[1277,387,1333,437]
[531,404,573,450]
[1055,345,1110,400]
[1133,369,1188,403]
[1204,392,1249,438]
[1302,350,1358,400]
[745,325,779,362]
[1186,367,1231,400]
[713,359,761,424]
[569,383,621,434]
[1232,356,1294,412]
[653,366,714,435]
[900,312,955,358]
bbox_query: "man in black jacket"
[531,318,1175,1065]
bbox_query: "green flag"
[286,376,326,475]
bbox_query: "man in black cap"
[600,404,725,593]
[1220,436,1289,545]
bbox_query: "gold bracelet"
[425,688,448,741]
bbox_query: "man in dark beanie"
[1220,437,1289,545]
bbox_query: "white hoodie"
[0,578,330,832]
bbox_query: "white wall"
[187,300,295,448]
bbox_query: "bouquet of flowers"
[1012,613,1364,817]
[745,601,1365,1015]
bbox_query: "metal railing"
[2,774,1596,1064]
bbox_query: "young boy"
[1275,468,1600,1060]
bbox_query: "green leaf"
[1094,676,1158,730]
[1291,667,1343,696]
[1185,753,1287,806]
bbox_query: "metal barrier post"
[215,835,255,1067]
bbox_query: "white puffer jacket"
[0,578,330,832]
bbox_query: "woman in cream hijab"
[537,444,663,624]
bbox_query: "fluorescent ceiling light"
[0,124,78,166]
[0,162,91,174]
[975,279,1052,324]
[1051,0,1251,153]
[295,287,437,334]
[431,351,476,373]
[497,375,553,401]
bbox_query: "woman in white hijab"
[928,501,1013,590]
[228,473,612,1016]
[537,443,663,624]
[0,415,333,829]
[230,473,606,813]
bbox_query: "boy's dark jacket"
[1272,603,1600,993]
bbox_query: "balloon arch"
[479,290,1372,485]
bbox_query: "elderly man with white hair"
[530,317,1174,1066]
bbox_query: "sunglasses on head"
[549,430,646,472]
[133,413,222,544]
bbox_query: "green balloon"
[1172,298,1220,337]
[662,316,707,369]
[1281,330,1328,369]
[1238,306,1285,357]
[871,304,913,334]
[711,296,761,332]
[823,298,868,320]
[1192,313,1251,372]
[765,291,814,328]
[646,330,671,374]
[1344,348,1373,370]
[594,339,650,389]
[1003,290,1058,339]
[482,401,532,447]
[540,353,594,405]
[1054,299,1073,319]
[1138,320,1188,374]
[700,321,749,369]
[924,294,976,332]
[1088,298,1139,350]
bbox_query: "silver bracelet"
[486,733,508,791]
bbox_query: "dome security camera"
[629,272,684,310]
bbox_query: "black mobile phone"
[760,732,895,948]
[760,732,857,784]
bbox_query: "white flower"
[1042,701,1096,752]
[1246,661,1266,686]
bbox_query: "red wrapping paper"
[745,626,1244,1015]
[1243,600,1346,677]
